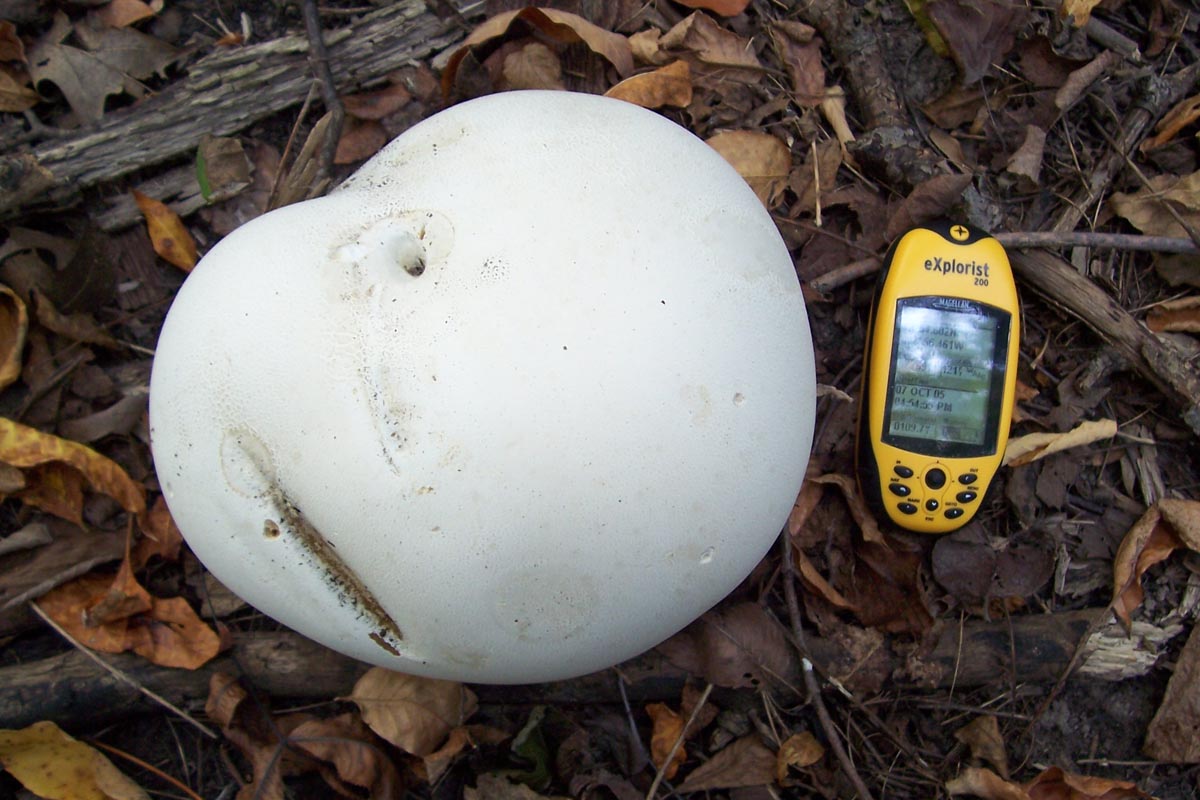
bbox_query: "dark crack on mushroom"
[265,484,406,651]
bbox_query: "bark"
[0,0,482,219]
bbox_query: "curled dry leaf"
[289,713,406,799]
[673,0,751,16]
[335,119,389,165]
[0,66,39,113]
[32,289,121,349]
[660,12,763,77]
[926,0,1028,85]
[604,60,692,109]
[1144,623,1200,762]
[776,731,824,784]
[810,473,885,544]
[0,720,150,800]
[1111,170,1200,240]
[1005,124,1047,188]
[677,734,775,792]
[421,724,510,784]
[1142,93,1200,152]
[132,190,198,272]
[341,82,412,121]
[1111,498,1200,628]
[954,715,1009,778]
[0,416,146,518]
[502,42,565,90]
[706,130,790,209]
[0,285,27,391]
[656,601,796,689]
[645,702,686,779]
[346,668,478,757]
[771,21,825,106]
[1003,418,1118,467]
[1027,766,1151,799]
[36,568,221,669]
[946,766,1027,800]
[94,0,162,29]
[1146,296,1200,333]
[442,7,633,95]
[132,495,184,568]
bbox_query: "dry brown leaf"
[0,720,150,800]
[421,725,510,784]
[706,130,790,208]
[1059,0,1104,26]
[132,190,197,272]
[886,173,975,239]
[341,82,412,120]
[94,0,162,29]
[926,0,1027,85]
[0,519,125,611]
[673,0,751,15]
[1142,93,1200,152]
[33,289,122,349]
[771,21,824,106]
[776,731,824,783]
[346,668,478,757]
[954,716,1009,778]
[795,548,854,609]
[132,496,183,568]
[502,42,565,90]
[289,713,406,799]
[659,12,763,76]
[1003,418,1118,467]
[645,703,686,780]
[17,463,86,525]
[85,550,152,627]
[656,601,796,689]
[0,285,27,391]
[789,138,842,213]
[821,85,856,146]
[947,766,1029,800]
[1144,623,1200,761]
[0,416,146,517]
[677,734,775,792]
[443,7,633,94]
[1005,124,1047,188]
[1111,499,1200,628]
[36,569,221,669]
[334,119,389,165]
[0,20,26,62]
[0,66,39,112]
[629,28,669,65]
[206,673,320,800]
[604,60,692,109]
[1111,170,1200,240]
[464,773,571,800]
[810,473,886,544]
[1026,766,1151,799]
[1146,296,1200,332]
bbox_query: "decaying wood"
[0,609,1174,729]
[1011,249,1200,436]
[0,0,482,219]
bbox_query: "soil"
[2,0,1200,799]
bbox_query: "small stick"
[644,682,713,800]
[90,739,206,800]
[301,0,346,193]
[780,535,876,800]
[809,230,1200,294]
[29,601,218,740]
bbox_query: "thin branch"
[29,601,218,740]
[301,0,346,194]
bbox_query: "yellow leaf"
[345,668,477,757]
[0,285,27,391]
[605,61,692,110]
[0,720,150,800]
[776,731,824,783]
[1002,418,1118,467]
[706,130,791,209]
[0,416,146,516]
[645,702,686,780]
[1059,0,1104,26]
[132,190,197,272]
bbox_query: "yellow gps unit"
[856,221,1019,534]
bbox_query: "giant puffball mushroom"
[149,91,815,683]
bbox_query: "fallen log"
[0,0,481,219]
[0,608,1178,730]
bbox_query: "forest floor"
[1,0,1200,798]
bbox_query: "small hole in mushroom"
[263,520,281,539]
[733,392,746,406]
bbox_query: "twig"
[90,739,206,800]
[644,682,713,800]
[29,601,219,739]
[301,0,346,195]
[809,230,1200,294]
[780,534,876,800]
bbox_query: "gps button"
[925,468,947,490]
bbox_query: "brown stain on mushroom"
[229,433,405,654]
[266,484,406,652]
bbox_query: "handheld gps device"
[856,221,1019,534]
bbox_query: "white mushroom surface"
[149,90,815,683]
